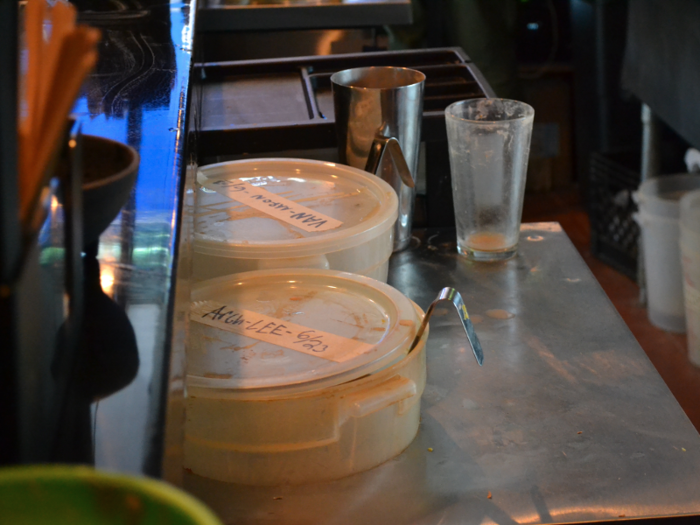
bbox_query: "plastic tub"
[0,465,221,525]
[184,269,427,485]
[635,174,700,332]
[194,159,398,282]
[680,190,700,365]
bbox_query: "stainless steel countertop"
[197,0,412,32]
[183,223,700,524]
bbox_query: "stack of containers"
[635,174,700,332]
[186,158,431,485]
[680,190,700,366]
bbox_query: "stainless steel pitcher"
[331,66,425,252]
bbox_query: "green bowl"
[0,465,222,525]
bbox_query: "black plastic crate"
[589,151,640,281]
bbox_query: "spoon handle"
[411,287,484,366]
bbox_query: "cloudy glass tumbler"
[445,99,534,261]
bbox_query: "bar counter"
[182,224,700,524]
[73,2,700,522]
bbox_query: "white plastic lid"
[194,158,398,259]
[187,269,420,394]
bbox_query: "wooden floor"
[522,189,700,432]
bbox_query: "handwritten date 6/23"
[203,305,329,353]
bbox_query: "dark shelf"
[197,47,495,158]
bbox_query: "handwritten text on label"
[204,179,344,233]
[190,301,375,362]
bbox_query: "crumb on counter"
[487,492,492,499]
[427,447,433,452]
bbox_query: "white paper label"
[203,179,343,233]
[191,301,375,362]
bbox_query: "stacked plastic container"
[186,158,432,485]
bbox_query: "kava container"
[194,159,398,281]
[184,269,427,485]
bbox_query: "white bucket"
[680,190,700,365]
[635,174,700,332]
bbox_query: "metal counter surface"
[183,223,700,524]
[197,0,411,32]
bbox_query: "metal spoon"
[410,287,484,366]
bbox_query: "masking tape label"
[203,179,343,233]
[191,301,375,362]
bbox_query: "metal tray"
[197,48,494,158]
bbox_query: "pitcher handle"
[364,135,415,190]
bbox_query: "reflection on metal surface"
[78,246,139,403]
[520,222,563,232]
[485,308,515,320]
[99,265,115,296]
[72,0,195,475]
[162,162,197,486]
